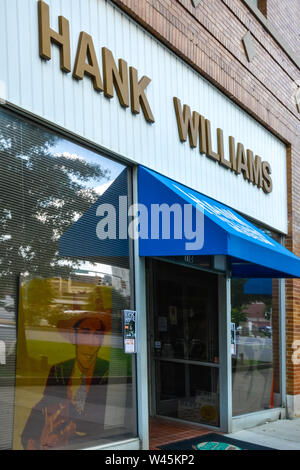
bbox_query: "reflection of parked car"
[259,326,272,338]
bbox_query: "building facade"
[0,0,300,450]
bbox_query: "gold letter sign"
[173,97,273,193]
[38,1,154,124]
[37,1,272,192]
[38,0,71,73]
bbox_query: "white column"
[218,274,232,432]
[132,166,149,449]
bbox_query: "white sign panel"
[0,0,287,233]
[123,310,137,354]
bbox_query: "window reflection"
[0,108,136,450]
[231,278,280,416]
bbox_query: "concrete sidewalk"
[226,419,300,450]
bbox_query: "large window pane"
[0,108,136,449]
[231,278,281,416]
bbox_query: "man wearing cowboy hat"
[21,311,111,450]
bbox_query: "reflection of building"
[48,268,125,315]
[111,267,131,299]
[243,302,271,330]
[45,276,102,315]
[53,275,100,294]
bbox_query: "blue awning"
[244,279,272,295]
[59,169,129,268]
[138,166,300,278]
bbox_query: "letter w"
[174,97,199,148]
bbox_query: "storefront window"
[0,108,137,449]
[231,277,281,416]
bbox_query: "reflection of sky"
[60,260,113,276]
[51,139,125,189]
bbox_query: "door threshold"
[153,414,220,431]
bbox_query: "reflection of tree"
[0,110,109,372]
[20,278,56,327]
[0,111,109,309]
[231,306,247,327]
[20,278,129,331]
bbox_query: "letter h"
[38,0,71,73]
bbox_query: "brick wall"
[267,0,300,55]
[110,0,300,397]
[272,279,280,396]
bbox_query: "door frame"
[146,257,232,432]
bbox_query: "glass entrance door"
[148,260,220,427]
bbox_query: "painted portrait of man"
[20,311,111,450]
